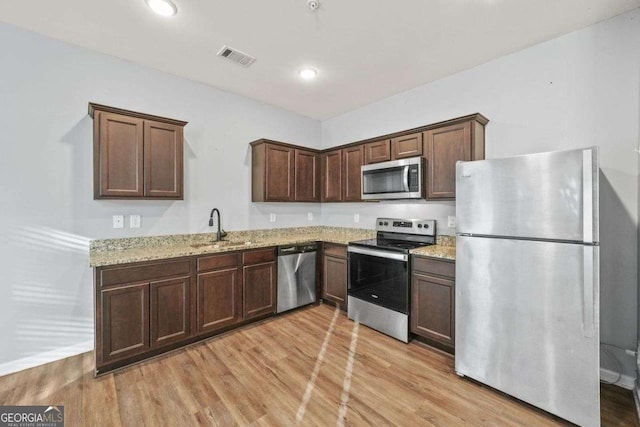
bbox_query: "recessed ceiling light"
[145,0,177,17]
[298,67,318,80]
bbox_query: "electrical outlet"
[448,216,456,228]
[308,212,313,221]
[354,213,360,223]
[130,215,141,228]
[112,215,124,229]
[270,213,277,223]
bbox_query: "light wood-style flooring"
[0,304,637,426]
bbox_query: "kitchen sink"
[190,241,250,249]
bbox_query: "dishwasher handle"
[278,244,318,256]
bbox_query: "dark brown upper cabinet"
[251,113,487,203]
[295,148,320,202]
[251,140,319,202]
[364,133,423,165]
[89,103,186,200]
[342,145,363,202]
[392,132,423,159]
[364,139,391,164]
[424,117,485,200]
[321,149,343,202]
[321,146,362,202]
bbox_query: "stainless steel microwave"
[361,157,424,200]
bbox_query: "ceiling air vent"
[216,45,256,67]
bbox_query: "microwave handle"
[403,166,410,192]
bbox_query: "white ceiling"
[1,0,638,119]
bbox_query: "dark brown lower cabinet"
[150,276,191,348]
[94,246,276,374]
[322,244,348,310]
[242,248,277,319]
[196,267,241,333]
[100,283,150,363]
[411,256,455,352]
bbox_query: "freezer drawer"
[456,147,598,243]
[455,236,600,427]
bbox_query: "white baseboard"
[0,340,93,377]
[600,367,636,390]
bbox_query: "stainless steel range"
[347,218,436,342]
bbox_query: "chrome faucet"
[209,208,223,242]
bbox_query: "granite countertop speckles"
[90,227,457,267]
[409,235,456,261]
[410,245,456,260]
[89,227,376,267]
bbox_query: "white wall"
[0,23,321,373]
[322,10,640,379]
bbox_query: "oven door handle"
[348,246,408,262]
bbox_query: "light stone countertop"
[90,226,374,267]
[410,245,456,260]
[89,227,456,267]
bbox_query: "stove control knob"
[417,224,423,228]
[424,224,429,229]
[378,221,383,226]
[384,222,388,226]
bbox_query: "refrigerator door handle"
[582,149,593,244]
[583,246,595,338]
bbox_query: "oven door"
[347,246,409,314]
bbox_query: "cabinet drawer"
[243,248,276,265]
[323,243,347,258]
[412,256,455,278]
[197,253,240,272]
[99,258,191,288]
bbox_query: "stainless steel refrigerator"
[455,147,600,427]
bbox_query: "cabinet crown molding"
[251,113,488,154]
[88,102,188,127]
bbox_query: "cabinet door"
[342,146,363,202]
[243,262,277,319]
[392,132,423,159]
[100,283,149,363]
[196,268,241,333]
[294,149,319,202]
[424,122,471,199]
[144,120,184,199]
[364,140,391,164]
[96,112,144,198]
[150,276,190,348]
[321,150,343,202]
[411,272,455,348]
[322,254,347,310]
[265,144,295,201]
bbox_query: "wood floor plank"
[0,304,636,426]
[81,352,122,426]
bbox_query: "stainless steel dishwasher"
[277,243,318,313]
